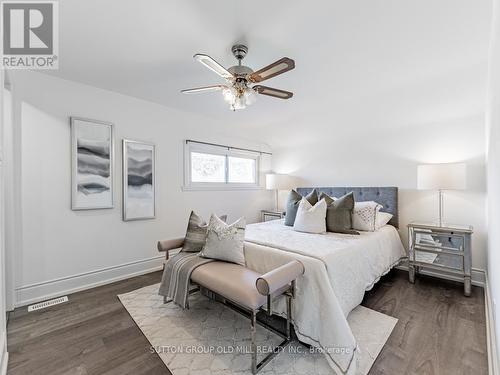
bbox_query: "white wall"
[487,0,500,366]
[0,71,9,374]
[272,80,488,282]
[9,71,273,307]
[3,83,16,313]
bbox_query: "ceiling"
[45,0,492,146]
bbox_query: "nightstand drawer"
[413,244,464,256]
[414,230,464,253]
[261,210,285,222]
[262,213,282,222]
[414,250,464,272]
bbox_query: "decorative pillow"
[182,211,227,252]
[285,189,319,226]
[319,192,359,235]
[293,198,327,234]
[375,212,393,230]
[200,214,246,265]
[352,201,383,232]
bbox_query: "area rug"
[118,284,397,375]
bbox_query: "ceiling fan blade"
[194,54,234,80]
[253,85,293,99]
[248,57,295,83]
[181,85,228,94]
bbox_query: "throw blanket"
[158,252,213,308]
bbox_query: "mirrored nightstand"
[408,222,473,296]
[261,210,285,222]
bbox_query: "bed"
[242,187,405,375]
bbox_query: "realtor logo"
[1,1,59,69]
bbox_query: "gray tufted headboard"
[296,187,399,228]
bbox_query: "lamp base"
[438,189,443,227]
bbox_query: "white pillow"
[352,201,383,232]
[293,198,327,234]
[375,212,393,230]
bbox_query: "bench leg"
[286,294,292,340]
[251,310,257,375]
[286,279,296,340]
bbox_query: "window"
[191,152,226,183]
[184,142,260,190]
[228,156,256,183]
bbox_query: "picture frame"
[71,117,114,210]
[122,139,156,221]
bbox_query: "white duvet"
[243,219,405,374]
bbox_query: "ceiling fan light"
[244,88,257,105]
[222,87,236,103]
[233,96,246,110]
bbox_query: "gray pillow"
[200,215,246,266]
[285,189,319,226]
[319,192,360,235]
[181,211,227,252]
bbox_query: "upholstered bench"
[157,238,304,374]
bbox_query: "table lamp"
[417,163,466,226]
[265,174,294,212]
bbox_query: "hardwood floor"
[7,269,487,375]
[363,270,487,375]
[7,273,168,375]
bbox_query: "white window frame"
[183,142,261,191]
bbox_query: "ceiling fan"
[181,44,295,111]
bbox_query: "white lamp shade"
[417,163,466,190]
[265,174,294,190]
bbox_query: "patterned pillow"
[284,188,319,226]
[351,201,383,232]
[200,215,246,265]
[181,211,227,252]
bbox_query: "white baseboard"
[14,255,164,308]
[0,332,8,375]
[485,271,500,375]
[1,352,7,375]
[395,264,486,287]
